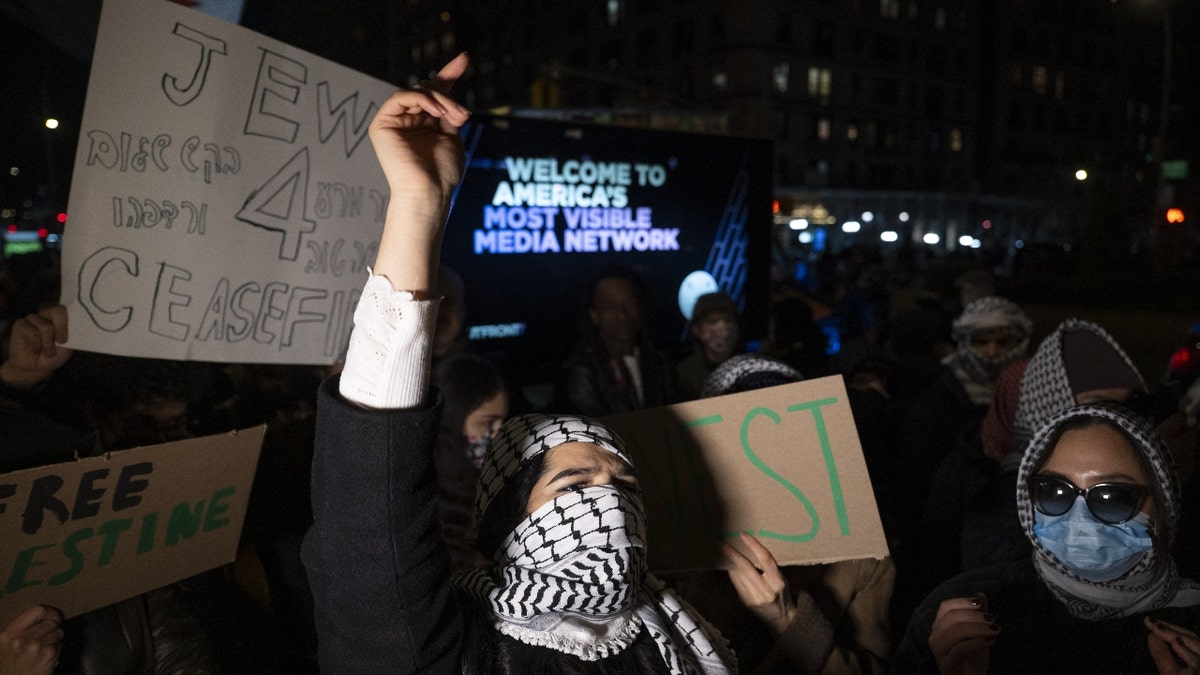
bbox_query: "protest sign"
[0,425,265,626]
[603,375,888,572]
[62,0,397,364]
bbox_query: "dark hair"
[434,354,507,444]
[72,353,217,421]
[475,453,545,559]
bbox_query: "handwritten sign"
[0,426,265,626]
[603,376,888,572]
[62,0,398,364]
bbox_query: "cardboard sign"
[62,0,398,364]
[0,426,265,626]
[603,376,888,572]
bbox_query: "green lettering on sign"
[737,406,820,542]
[787,397,850,535]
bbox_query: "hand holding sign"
[0,307,71,393]
[0,605,63,675]
[722,531,795,634]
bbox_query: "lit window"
[608,0,621,27]
[934,8,946,29]
[950,128,963,152]
[1032,66,1047,95]
[847,123,859,141]
[773,63,790,93]
[713,70,728,90]
[817,119,831,141]
[807,67,832,105]
[1054,71,1064,99]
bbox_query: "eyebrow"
[545,466,599,484]
[1039,469,1144,484]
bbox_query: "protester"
[890,296,1032,634]
[431,352,509,571]
[667,353,895,674]
[675,291,742,402]
[301,53,737,674]
[896,403,1200,674]
[556,263,675,416]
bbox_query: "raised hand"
[369,53,471,292]
[928,593,998,675]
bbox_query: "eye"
[559,481,588,493]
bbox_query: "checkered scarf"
[455,414,736,673]
[1013,320,1144,454]
[944,297,1031,405]
[1016,403,1200,619]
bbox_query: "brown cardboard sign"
[0,426,265,626]
[603,376,888,572]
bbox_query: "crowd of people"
[3,53,1200,674]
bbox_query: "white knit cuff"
[338,273,440,409]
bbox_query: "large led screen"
[441,115,773,398]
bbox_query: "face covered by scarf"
[454,414,736,674]
[1016,403,1200,620]
[944,296,1032,405]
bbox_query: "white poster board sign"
[62,0,398,364]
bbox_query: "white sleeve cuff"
[338,273,440,409]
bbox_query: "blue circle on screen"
[678,271,720,320]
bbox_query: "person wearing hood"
[890,298,1032,629]
[960,319,1192,572]
[302,54,737,674]
[897,402,1200,674]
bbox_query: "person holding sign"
[0,605,63,675]
[301,54,737,674]
[896,403,1200,674]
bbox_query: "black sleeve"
[302,376,463,675]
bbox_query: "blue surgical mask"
[1033,495,1153,582]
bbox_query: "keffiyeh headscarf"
[454,414,736,673]
[1016,403,1200,620]
[943,296,1032,405]
[700,353,803,398]
[1012,320,1146,456]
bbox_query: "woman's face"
[525,442,639,515]
[463,390,509,443]
[1038,422,1155,519]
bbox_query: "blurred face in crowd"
[463,390,509,444]
[94,397,191,452]
[969,328,1022,361]
[525,441,639,514]
[693,311,739,362]
[589,277,642,354]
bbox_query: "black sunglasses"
[1029,475,1148,525]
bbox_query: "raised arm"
[303,55,472,675]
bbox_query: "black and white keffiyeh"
[1016,403,1200,620]
[943,296,1031,405]
[455,413,736,674]
[700,353,802,398]
[1012,319,1145,455]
